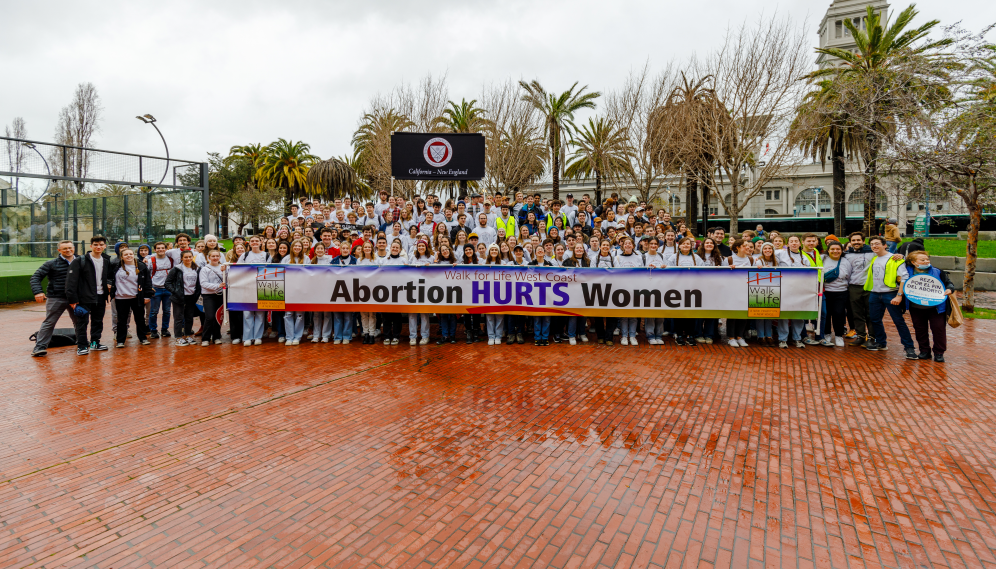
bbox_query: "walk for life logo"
[747,271,781,317]
[423,137,453,167]
[257,266,285,309]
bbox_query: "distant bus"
[700,214,995,236]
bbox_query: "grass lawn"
[915,239,996,258]
[0,257,48,277]
[964,307,996,320]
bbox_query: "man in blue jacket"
[30,240,78,356]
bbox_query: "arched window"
[764,209,779,216]
[794,188,833,216]
[847,190,887,214]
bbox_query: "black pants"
[74,298,107,348]
[674,318,696,337]
[592,317,617,341]
[728,319,749,338]
[909,307,947,355]
[172,296,198,336]
[115,297,149,344]
[202,293,224,343]
[384,313,403,339]
[824,290,849,337]
[848,285,870,337]
[229,308,243,342]
[462,314,480,337]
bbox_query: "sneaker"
[629,336,638,346]
[90,342,109,351]
[620,336,629,346]
[705,337,713,344]
[334,339,342,345]
[568,337,577,345]
[150,331,160,339]
[778,341,788,348]
[141,339,151,346]
[243,339,251,347]
[605,340,614,346]
[176,338,188,347]
[487,338,495,346]
[391,338,399,345]
[864,342,881,351]
[819,339,834,347]
[694,336,707,344]
[516,334,524,344]
[295,339,303,345]
[905,348,918,360]
[674,336,685,346]
[254,339,262,346]
[201,341,209,347]
[278,337,286,343]
[795,341,805,348]
[31,347,47,357]
[420,338,429,345]
[268,331,277,339]
[307,333,314,339]
[187,337,198,345]
[116,343,126,348]
[342,339,350,345]
[77,346,89,356]
[804,338,820,345]
[161,330,171,338]
[848,336,866,347]
[410,339,417,346]
[580,335,588,342]
[321,338,329,343]
[844,329,857,338]
[663,331,671,337]
[834,337,845,347]
[684,339,695,347]
[312,337,320,343]
[613,328,621,336]
[214,339,222,345]
[597,339,605,344]
[918,352,932,360]
[737,338,748,347]
[728,339,740,348]
[934,354,945,362]
[232,339,241,345]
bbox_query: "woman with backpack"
[108,247,153,348]
[165,250,202,347]
[198,249,227,346]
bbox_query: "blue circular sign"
[903,274,947,307]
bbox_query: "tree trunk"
[963,186,980,313]
[863,133,878,237]
[831,133,846,237]
[221,205,230,239]
[551,153,560,202]
[285,186,294,216]
[729,192,740,237]
[595,173,602,207]
[686,174,698,236]
[700,182,710,237]
[237,222,247,236]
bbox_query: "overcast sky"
[3,0,994,167]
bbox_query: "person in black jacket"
[164,250,202,346]
[904,250,955,362]
[65,235,111,355]
[30,240,78,356]
[107,248,153,347]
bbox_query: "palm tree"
[434,98,491,197]
[256,139,318,211]
[353,109,414,198]
[519,81,600,201]
[790,79,862,237]
[563,117,632,205]
[806,4,952,236]
[648,73,731,235]
[228,143,266,186]
[307,156,364,201]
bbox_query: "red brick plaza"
[2,302,996,568]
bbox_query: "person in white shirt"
[198,249,227,346]
[109,247,153,348]
[865,235,914,355]
[671,237,704,347]
[239,236,270,346]
[561,193,579,225]
[310,242,335,343]
[643,240,668,345]
[146,241,174,339]
[614,236,645,346]
[373,191,391,218]
[378,241,406,344]
[473,213,497,246]
[820,240,851,347]
[355,241,380,344]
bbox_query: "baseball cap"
[566,193,573,198]
[469,232,479,239]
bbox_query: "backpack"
[30,328,77,347]
[150,255,174,275]
[240,252,272,263]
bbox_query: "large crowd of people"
[29,190,955,362]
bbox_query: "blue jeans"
[439,314,457,338]
[149,288,171,332]
[334,312,354,341]
[313,312,333,340]
[619,317,638,338]
[485,314,504,340]
[566,316,586,339]
[887,241,898,254]
[283,311,305,341]
[756,319,774,338]
[868,291,914,348]
[695,319,715,338]
[408,313,429,340]
[645,318,664,340]
[776,319,805,342]
[532,316,551,340]
[244,311,266,341]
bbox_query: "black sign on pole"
[391,132,485,180]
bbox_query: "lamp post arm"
[150,122,170,185]
[29,147,53,203]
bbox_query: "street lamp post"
[135,114,170,185]
[23,143,52,202]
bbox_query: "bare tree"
[229,183,285,236]
[51,82,103,193]
[4,117,27,191]
[699,15,811,235]
[604,62,678,204]
[479,80,546,198]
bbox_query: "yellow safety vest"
[495,216,517,238]
[863,256,903,291]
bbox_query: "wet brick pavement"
[2,301,996,568]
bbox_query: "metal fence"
[1,137,208,258]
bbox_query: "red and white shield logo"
[423,137,453,167]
